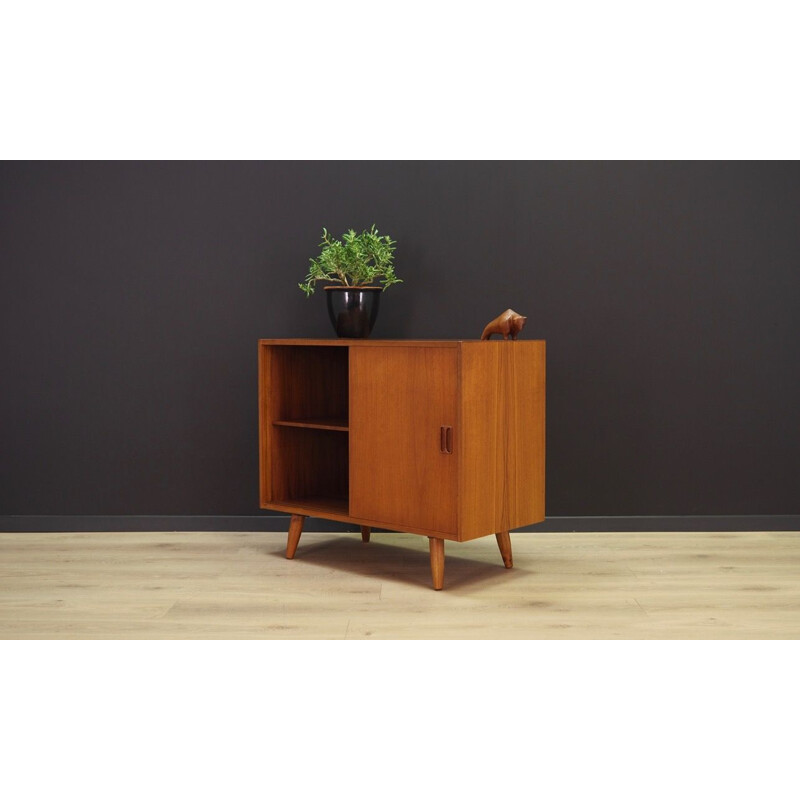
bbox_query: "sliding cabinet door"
[350,347,457,535]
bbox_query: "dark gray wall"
[1,162,799,523]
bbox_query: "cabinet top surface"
[259,338,545,347]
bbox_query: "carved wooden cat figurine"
[481,309,527,340]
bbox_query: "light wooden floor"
[0,530,798,639]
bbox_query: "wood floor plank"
[0,530,798,639]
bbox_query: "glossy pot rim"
[323,285,383,291]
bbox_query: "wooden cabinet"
[259,339,545,589]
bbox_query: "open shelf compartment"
[272,418,348,432]
[269,425,349,512]
[267,345,348,424]
[260,343,350,515]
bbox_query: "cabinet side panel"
[459,341,545,539]
[258,343,272,505]
[511,341,545,529]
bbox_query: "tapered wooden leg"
[429,537,445,590]
[360,526,371,543]
[495,530,513,568]
[286,514,305,559]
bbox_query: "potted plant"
[299,225,401,338]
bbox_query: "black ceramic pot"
[325,286,381,338]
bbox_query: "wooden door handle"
[440,426,453,454]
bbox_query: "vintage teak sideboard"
[258,339,546,589]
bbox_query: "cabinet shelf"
[267,496,349,517]
[273,418,348,432]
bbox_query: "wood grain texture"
[267,344,349,423]
[286,515,304,558]
[260,343,349,507]
[429,537,445,590]
[260,500,460,540]
[272,418,348,431]
[270,426,348,509]
[259,339,460,347]
[496,531,513,568]
[458,340,545,540]
[480,308,527,340]
[258,341,271,505]
[350,346,458,534]
[2,531,798,639]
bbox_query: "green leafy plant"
[299,225,401,296]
